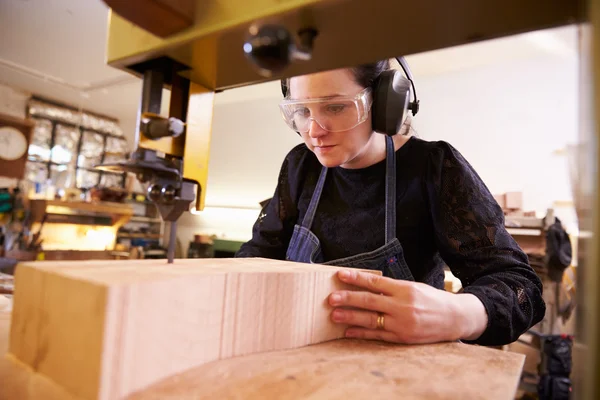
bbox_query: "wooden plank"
[0,310,9,354]
[0,341,526,400]
[103,0,195,38]
[10,266,108,398]
[0,352,83,400]
[2,310,82,400]
[7,258,374,399]
[128,339,525,400]
[0,309,525,400]
[30,199,134,220]
[505,192,523,210]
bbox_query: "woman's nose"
[308,118,327,138]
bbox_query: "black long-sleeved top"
[236,136,545,346]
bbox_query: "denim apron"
[286,136,415,280]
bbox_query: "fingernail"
[346,329,357,338]
[339,270,351,280]
[332,309,344,322]
[330,293,341,304]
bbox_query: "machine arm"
[97,59,201,263]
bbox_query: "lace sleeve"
[425,142,545,346]
[235,156,297,259]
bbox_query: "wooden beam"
[0,307,525,400]
[7,258,375,399]
[129,340,525,400]
[103,0,195,38]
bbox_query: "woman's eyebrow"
[290,93,346,100]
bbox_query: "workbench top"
[0,308,525,400]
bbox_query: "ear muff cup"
[281,79,289,98]
[371,70,411,136]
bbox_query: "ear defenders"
[280,56,420,136]
[371,57,419,136]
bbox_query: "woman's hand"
[328,269,489,344]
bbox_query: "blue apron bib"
[286,136,415,280]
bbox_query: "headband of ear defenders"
[280,56,420,136]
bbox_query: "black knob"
[243,24,293,76]
[161,185,176,204]
[147,184,162,202]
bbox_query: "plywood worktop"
[130,337,524,400]
[0,307,525,400]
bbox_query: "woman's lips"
[314,145,336,154]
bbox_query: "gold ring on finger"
[376,313,385,330]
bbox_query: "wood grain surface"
[0,302,524,400]
[129,339,525,400]
[7,258,377,399]
[1,310,81,400]
[1,257,526,400]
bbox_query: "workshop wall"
[206,95,301,209]
[0,83,29,119]
[413,53,578,229]
[180,51,579,247]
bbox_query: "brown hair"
[281,60,391,98]
[350,60,390,90]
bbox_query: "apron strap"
[384,135,396,243]
[301,166,328,228]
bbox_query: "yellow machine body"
[104,0,582,211]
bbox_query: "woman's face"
[288,68,374,169]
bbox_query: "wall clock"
[0,113,34,180]
[0,126,28,161]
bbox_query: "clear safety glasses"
[279,87,373,133]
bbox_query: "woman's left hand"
[328,269,489,344]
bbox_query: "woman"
[235,59,545,346]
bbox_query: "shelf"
[128,216,162,223]
[29,199,134,227]
[506,228,544,237]
[504,209,555,231]
[505,216,545,229]
[126,199,153,205]
[117,233,162,239]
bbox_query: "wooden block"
[505,192,523,210]
[505,210,524,217]
[1,310,81,400]
[0,354,81,400]
[8,258,374,400]
[493,193,506,209]
[507,340,540,376]
[0,309,526,400]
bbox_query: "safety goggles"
[279,87,373,133]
